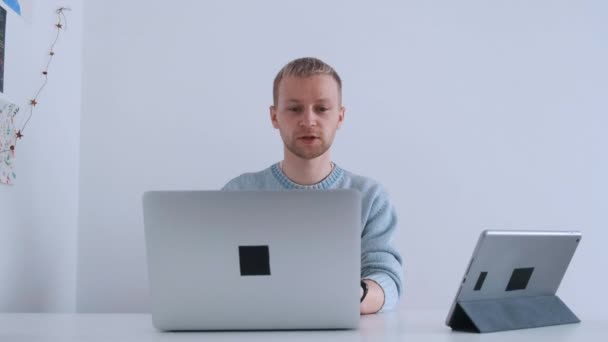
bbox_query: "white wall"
[78,0,608,319]
[0,0,83,312]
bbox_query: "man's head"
[270,57,345,160]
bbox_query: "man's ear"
[337,106,346,129]
[270,105,280,129]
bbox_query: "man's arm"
[360,278,385,314]
[360,186,404,313]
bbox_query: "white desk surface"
[0,309,601,342]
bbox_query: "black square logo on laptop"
[239,245,271,276]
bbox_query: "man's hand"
[360,279,385,314]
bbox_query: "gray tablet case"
[449,295,579,333]
[446,230,581,333]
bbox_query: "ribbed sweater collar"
[270,162,344,190]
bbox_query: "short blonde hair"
[272,57,342,105]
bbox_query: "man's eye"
[288,107,300,112]
[318,107,329,112]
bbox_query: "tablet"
[445,229,581,327]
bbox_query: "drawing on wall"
[0,95,19,185]
[0,6,5,93]
[0,7,70,186]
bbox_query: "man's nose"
[299,107,317,127]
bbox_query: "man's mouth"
[298,135,320,143]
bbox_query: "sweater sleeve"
[360,188,404,312]
[221,179,239,191]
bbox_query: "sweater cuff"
[363,272,399,313]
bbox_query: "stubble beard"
[284,136,332,160]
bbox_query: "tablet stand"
[449,295,580,333]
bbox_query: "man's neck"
[280,152,334,186]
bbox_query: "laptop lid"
[143,190,362,331]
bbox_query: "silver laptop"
[445,229,582,326]
[143,190,362,331]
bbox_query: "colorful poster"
[0,0,32,21]
[0,6,5,93]
[1,1,20,15]
[0,95,19,185]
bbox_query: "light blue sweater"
[222,162,404,311]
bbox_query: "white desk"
[0,310,601,341]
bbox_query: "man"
[223,57,403,314]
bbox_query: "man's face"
[270,75,345,160]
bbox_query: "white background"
[1,0,606,318]
[78,0,607,317]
